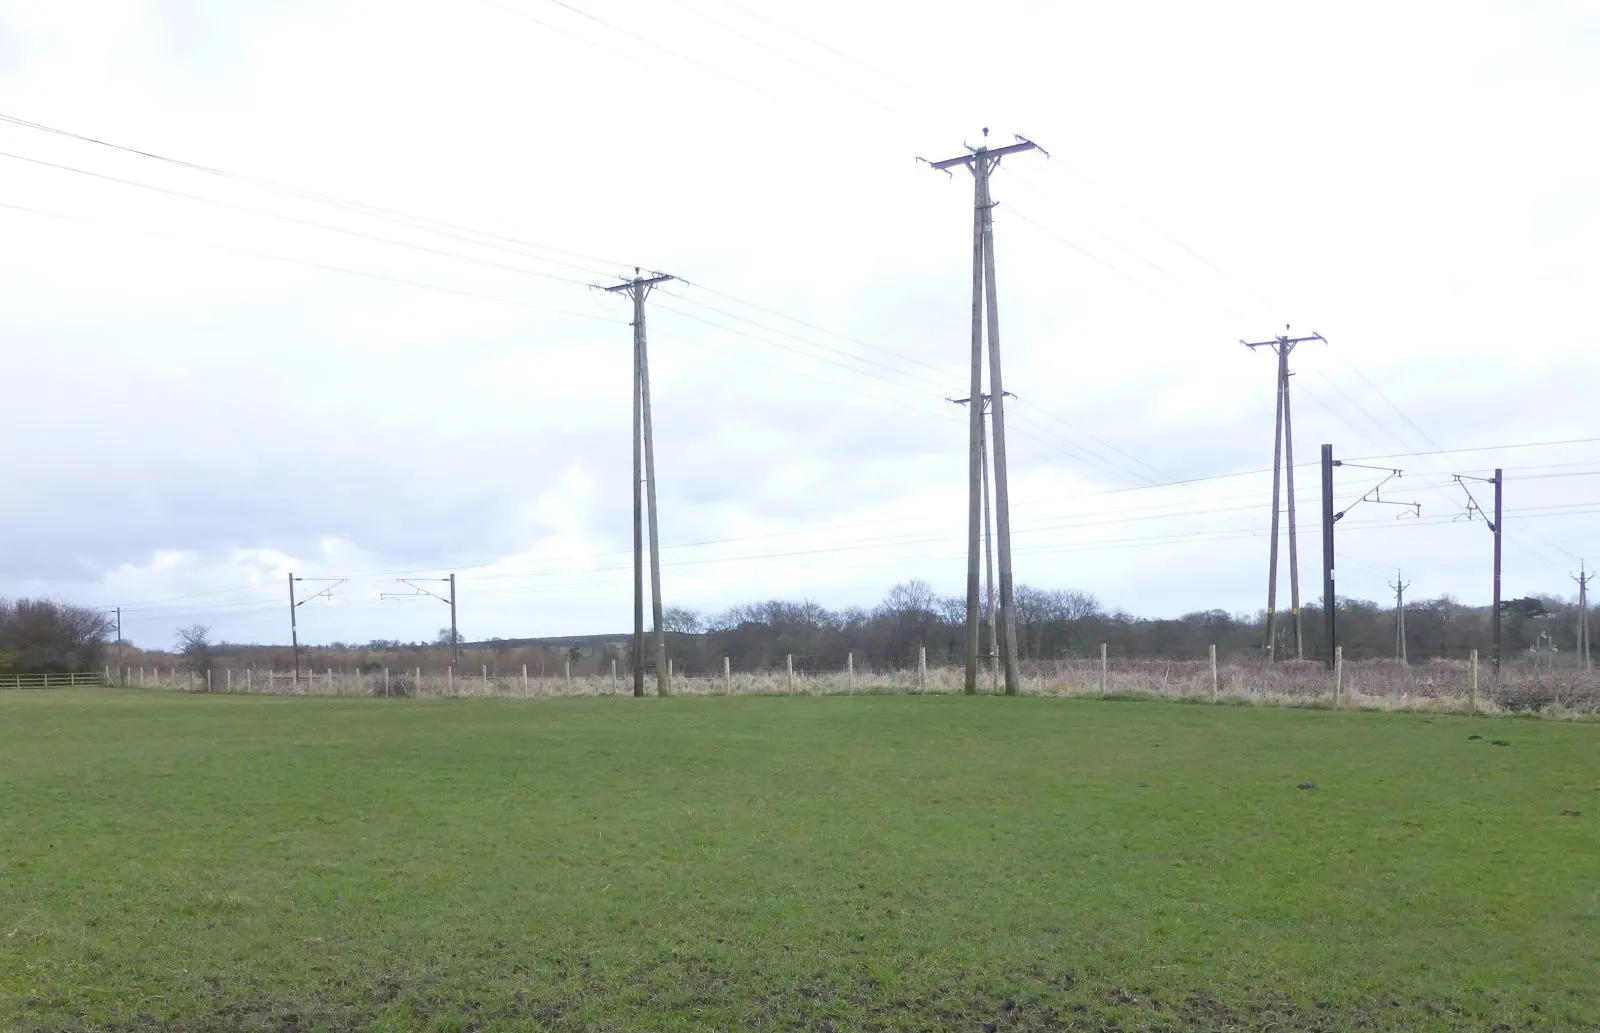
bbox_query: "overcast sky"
[1,0,1597,650]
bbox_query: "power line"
[0,150,600,286]
[541,0,774,94]
[1347,438,1600,463]
[0,201,619,322]
[0,110,637,273]
[658,295,950,392]
[682,281,950,376]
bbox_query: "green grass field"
[2,691,1597,1032]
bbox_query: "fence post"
[1334,646,1344,707]
[1209,644,1219,701]
[1469,649,1479,713]
[787,654,794,694]
[667,657,673,682]
[521,664,529,697]
[103,665,110,684]
[848,652,855,693]
[917,646,927,690]
[448,666,454,695]
[723,656,731,694]
[611,658,617,684]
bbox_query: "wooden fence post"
[918,646,927,690]
[1469,649,1479,713]
[786,654,794,694]
[1334,646,1344,707]
[522,664,529,697]
[723,656,731,694]
[565,659,572,692]
[482,664,488,692]
[1209,644,1219,701]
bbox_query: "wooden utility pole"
[606,270,674,697]
[1389,571,1410,664]
[928,129,1040,695]
[1320,444,1337,670]
[1243,328,1323,660]
[448,572,459,669]
[289,572,300,680]
[950,392,1006,691]
[1493,469,1503,676]
[1573,562,1592,672]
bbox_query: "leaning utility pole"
[1389,571,1410,664]
[605,270,673,698]
[928,129,1039,695]
[1573,561,1592,673]
[1243,328,1324,661]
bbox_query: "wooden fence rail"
[2,672,113,689]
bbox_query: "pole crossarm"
[926,138,1040,172]
[601,272,675,295]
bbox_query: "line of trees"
[10,582,1590,678]
[0,598,115,673]
[650,580,1590,674]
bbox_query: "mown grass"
[1,689,1597,1031]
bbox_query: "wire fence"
[111,648,1600,715]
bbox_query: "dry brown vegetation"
[123,655,1600,715]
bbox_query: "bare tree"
[662,606,704,634]
[176,624,213,678]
